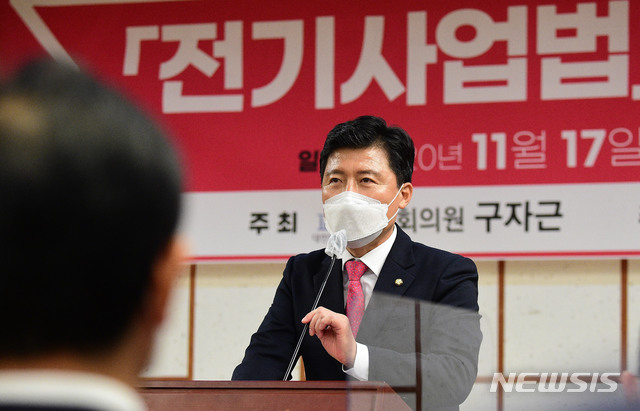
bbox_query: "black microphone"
[283,230,347,381]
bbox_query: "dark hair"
[319,115,415,187]
[0,59,182,356]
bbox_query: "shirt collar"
[340,225,397,277]
[0,369,147,411]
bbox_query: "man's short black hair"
[0,59,182,357]
[319,115,415,187]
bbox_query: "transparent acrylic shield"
[344,292,635,411]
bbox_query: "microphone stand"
[282,254,338,381]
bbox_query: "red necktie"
[345,259,367,337]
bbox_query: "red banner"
[2,0,638,193]
[2,0,639,259]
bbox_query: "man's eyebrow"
[324,168,345,175]
[324,169,381,176]
[324,168,380,177]
[356,169,382,176]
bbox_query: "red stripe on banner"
[189,250,640,262]
[189,255,294,262]
[464,250,640,259]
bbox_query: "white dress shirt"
[0,370,147,411]
[338,226,397,381]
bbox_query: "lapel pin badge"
[394,278,403,286]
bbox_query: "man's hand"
[302,307,357,368]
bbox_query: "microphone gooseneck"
[283,230,347,381]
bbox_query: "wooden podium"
[138,380,412,410]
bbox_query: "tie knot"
[345,259,367,281]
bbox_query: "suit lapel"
[313,255,345,314]
[373,226,416,297]
[358,226,416,342]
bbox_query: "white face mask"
[323,185,404,248]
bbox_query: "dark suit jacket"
[232,226,481,409]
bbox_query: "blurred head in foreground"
[0,58,185,386]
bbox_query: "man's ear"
[398,182,413,209]
[147,235,189,326]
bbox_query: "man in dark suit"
[0,59,186,410]
[233,115,481,410]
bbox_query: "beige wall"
[141,258,640,410]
